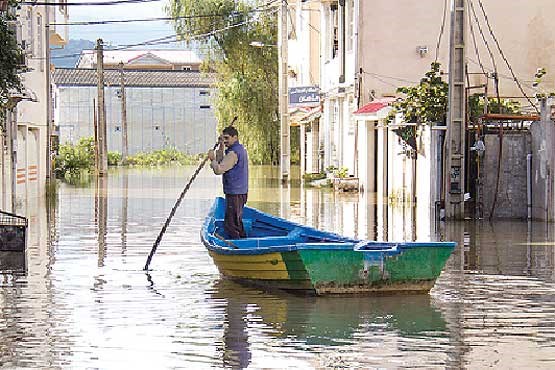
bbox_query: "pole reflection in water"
[2,166,555,368]
[95,175,108,267]
[121,172,128,255]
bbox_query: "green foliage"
[334,167,349,178]
[168,0,280,165]
[468,94,521,122]
[325,165,338,174]
[54,137,95,177]
[388,62,448,125]
[125,148,202,166]
[302,172,326,181]
[108,151,122,166]
[387,62,448,150]
[0,8,24,126]
[532,67,555,99]
[393,126,417,150]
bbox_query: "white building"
[1,1,68,214]
[76,49,203,71]
[289,0,555,214]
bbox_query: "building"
[0,0,68,214]
[286,0,322,175]
[76,49,203,71]
[288,0,555,217]
[52,68,217,155]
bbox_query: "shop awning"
[353,98,395,120]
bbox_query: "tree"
[388,62,448,149]
[0,2,23,127]
[168,0,279,164]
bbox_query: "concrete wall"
[482,132,531,219]
[530,100,555,221]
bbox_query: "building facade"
[289,0,555,215]
[53,69,217,155]
[1,1,68,214]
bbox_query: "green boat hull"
[210,246,453,295]
[203,197,456,295]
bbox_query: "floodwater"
[2,165,555,369]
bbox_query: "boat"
[201,197,456,295]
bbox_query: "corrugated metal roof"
[53,68,216,88]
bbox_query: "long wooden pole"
[144,117,237,271]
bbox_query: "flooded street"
[2,166,555,368]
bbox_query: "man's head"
[222,126,239,147]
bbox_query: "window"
[200,105,211,109]
[26,9,33,56]
[199,90,210,97]
[347,0,354,52]
[288,5,297,40]
[182,66,192,71]
[37,15,43,70]
[330,4,339,59]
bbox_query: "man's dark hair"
[222,126,238,137]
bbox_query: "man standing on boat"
[208,126,249,239]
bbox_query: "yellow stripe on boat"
[209,251,289,280]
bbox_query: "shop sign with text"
[288,86,320,107]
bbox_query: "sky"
[67,0,177,47]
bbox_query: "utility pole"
[45,4,52,182]
[119,62,128,164]
[278,0,290,182]
[95,39,108,176]
[445,0,466,219]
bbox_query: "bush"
[54,137,95,177]
[108,151,122,166]
[302,172,326,181]
[124,148,203,167]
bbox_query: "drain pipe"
[527,153,532,220]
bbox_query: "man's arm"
[210,151,238,175]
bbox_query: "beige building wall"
[359,0,555,108]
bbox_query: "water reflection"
[209,279,449,368]
[1,166,555,368]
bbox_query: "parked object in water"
[0,211,27,272]
[201,198,456,295]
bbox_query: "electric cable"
[51,7,277,60]
[434,0,448,63]
[21,0,161,6]
[476,0,539,114]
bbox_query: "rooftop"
[76,49,202,68]
[353,98,396,115]
[53,68,216,88]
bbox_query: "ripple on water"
[2,168,555,368]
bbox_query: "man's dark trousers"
[224,194,248,239]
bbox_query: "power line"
[434,0,448,63]
[467,2,486,76]
[361,70,418,85]
[50,9,278,60]
[21,0,161,6]
[476,0,539,114]
[469,0,498,78]
[51,8,277,26]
